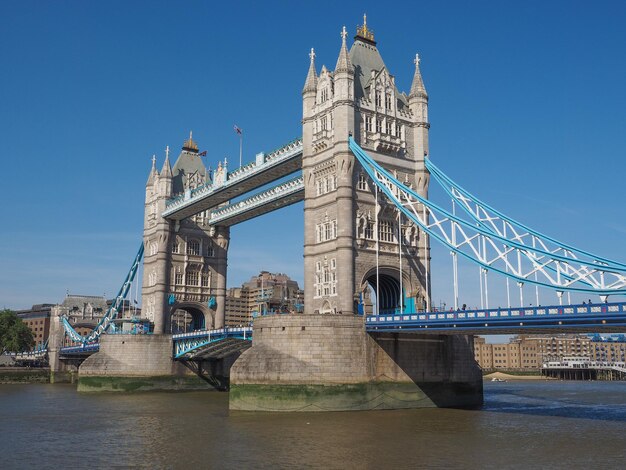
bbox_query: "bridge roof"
[349,37,408,108]
[172,148,207,195]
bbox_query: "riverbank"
[0,367,50,384]
[483,371,548,381]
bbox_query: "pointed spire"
[409,53,428,99]
[146,154,158,185]
[161,145,172,178]
[182,131,199,152]
[302,47,318,94]
[335,26,353,74]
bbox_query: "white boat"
[491,377,507,382]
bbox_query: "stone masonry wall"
[231,315,368,384]
[79,335,187,377]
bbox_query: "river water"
[1,380,625,469]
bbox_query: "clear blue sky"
[1,1,626,315]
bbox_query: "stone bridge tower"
[302,17,431,317]
[142,134,229,334]
[231,19,481,412]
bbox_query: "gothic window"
[187,239,200,256]
[357,173,368,191]
[201,273,210,287]
[321,115,328,131]
[365,115,372,132]
[171,240,180,254]
[379,220,394,242]
[385,93,392,110]
[385,120,392,135]
[314,258,337,298]
[316,219,338,243]
[206,242,215,257]
[174,271,183,285]
[321,88,328,102]
[375,91,382,107]
[396,123,402,138]
[376,118,382,133]
[187,270,199,286]
[364,221,375,240]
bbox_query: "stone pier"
[77,335,210,392]
[229,315,483,411]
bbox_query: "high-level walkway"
[162,138,302,221]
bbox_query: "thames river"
[1,381,625,469]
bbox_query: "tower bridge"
[42,17,626,409]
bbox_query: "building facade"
[302,18,431,317]
[475,334,626,370]
[225,271,304,326]
[15,304,53,350]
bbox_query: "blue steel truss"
[349,138,626,296]
[60,243,144,345]
[173,327,252,358]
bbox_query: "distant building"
[474,334,607,371]
[15,304,54,349]
[225,272,304,326]
[15,294,141,350]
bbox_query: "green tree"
[0,309,35,353]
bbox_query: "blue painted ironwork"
[59,343,100,355]
[60,243,144,344]
[173,327,252,358]
[366,301,626,333]
[349,137,626,295]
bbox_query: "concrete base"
[230,315,483,411]
[77,335,212,392]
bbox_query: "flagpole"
[239,133,243,168]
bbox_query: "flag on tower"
[199,150,207,157]
[234,125,242,135]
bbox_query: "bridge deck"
[366,302,626,335]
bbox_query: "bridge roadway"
[162,138,302,221]
[367,301,626,335]
[54,302,626,360]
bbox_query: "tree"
[0,309,34,353]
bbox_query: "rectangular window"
[187,240,200,256]
[365,116,372,132]
[365,221,375,240]
[375,91,381,107]
[175,272,183,285]
[385,93,391,110]
[396,124,402,138]
[376,118,382,133]
[385,120,392,135]
[187,271,199,286]
[201,274,210,287]
[358,173,368,190]
[379,220,394,242]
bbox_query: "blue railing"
[366,302,626,332]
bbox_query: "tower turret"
[408,53,430,197]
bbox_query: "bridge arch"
[168,302,213,334]
[360,266,419,315]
